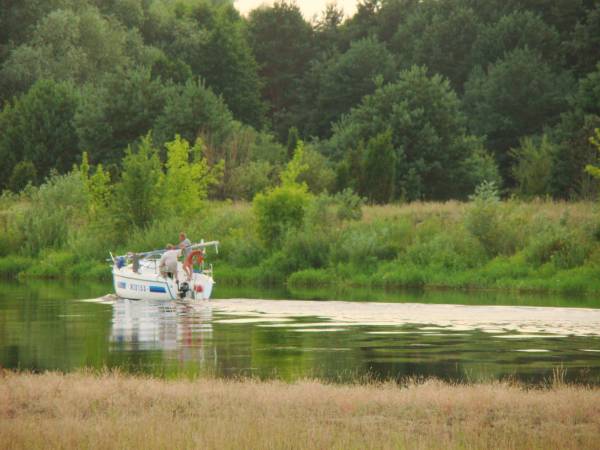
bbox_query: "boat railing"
[111,241,219,262]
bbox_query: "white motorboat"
[111,241,219,301]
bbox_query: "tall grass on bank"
[285,199,600,294]
[3,178,600,296]
[1,371,599,450]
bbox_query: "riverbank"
[2,199,600,295]
[1,371,599,449]
[212,200,600,295]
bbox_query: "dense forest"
[2,0,600,293]
[1,0,599,202]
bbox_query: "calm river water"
[2,279,600,384]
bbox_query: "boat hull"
[112,264,214,301]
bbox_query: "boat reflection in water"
[110,299,216,368]
[105,297,600,383]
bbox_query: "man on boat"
[129,252,140,273]
[159,244,181,281]
[178,232,192,258]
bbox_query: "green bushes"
[220,226,266,268]
[67,224,119,261]
[0,256,33,278]
[0,212,22,257]
[332,189,363,221]
[8,160,37,192]
[511,136,554,198]
[122,216,185,253]
[281,199,600,294]
[524,225,590,269]
[22,250,77,279]
[15,171,88,256]
[253,184,311,247]
[330,220,410,268]
[0,134,229,279]
[403,228,486,272]
[0,234,13,257]
[229,161,275,200]
[362,130,396,204]
[253,143,313,247]
[296,146,336,194]
[2,171,600,296]
[280,229,331,271]
[464,181,502,256]
[472,255,532,284]
[464,182,526,256]
[67,261,111,280]
[287,268,335,287]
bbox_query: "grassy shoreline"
[1,371,599,449]
[3,200,600,297]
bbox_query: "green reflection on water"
[217,284,600,308]
[1,279,600,384]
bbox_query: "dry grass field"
[1,371,599,450]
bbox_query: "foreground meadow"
[1,371,599,450]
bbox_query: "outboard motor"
[178,282,190,299]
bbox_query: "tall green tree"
[313,3,346,55]
[199,6,264,127]
[80,152,113,220]
[286,126,300,159]
[391,2,481,90]
[94,0,146,29]
[341,0,383,42]
[462,0,592,34]
[471,11,562,67]
[456,138,502,194]
[329,66,475,200]
[464,48,573,180]
[295,146,336,194]
[0,79,79,189]
[373,0,420,43]
[0,0,67,63]
[362,130,396,204]
[567,4,600,77]
[253,142,312,247]
[247,1,314,140]
[163,135,222,216]
[514,0,592,37]
[75,67,168,164]
[229,161,275,200]
[8,161,38,193]
[341,0,421,45]
[0,5,144,100]
[303,37,396,138]
[152,78,234,151]
[140,1,262,126]
[584,128,600,179]
[550,64,600,198]
[511,136,554,198]
[113,134,164,229]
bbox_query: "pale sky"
[234,1,358,21]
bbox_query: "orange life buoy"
[185,249,204,266]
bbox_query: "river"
[1,279,600,384]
